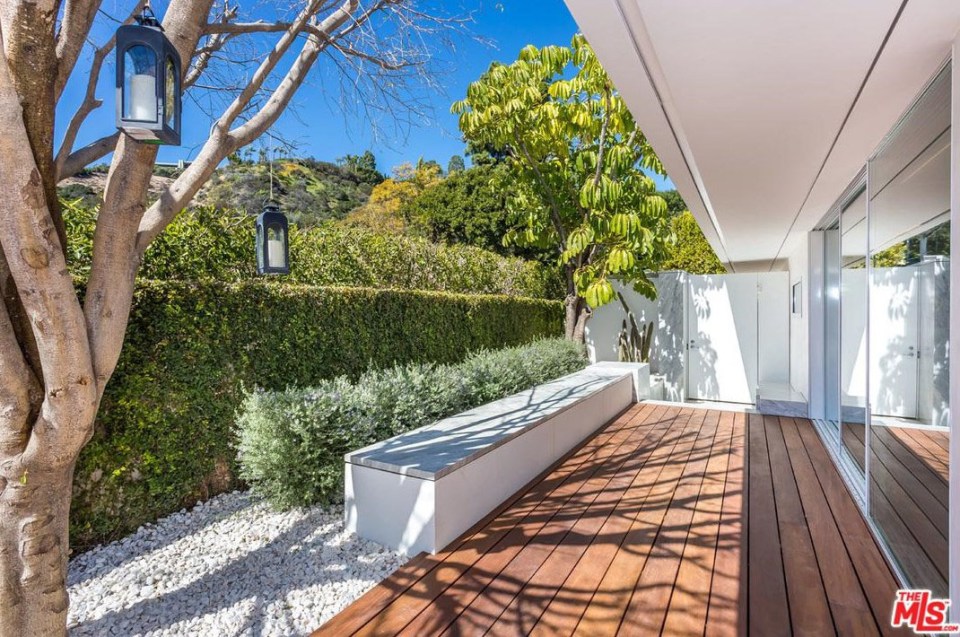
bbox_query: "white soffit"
[564,0,960,271]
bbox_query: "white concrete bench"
[344,362,649,555]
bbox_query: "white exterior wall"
[788,234,810,400]
[586,271,790,404]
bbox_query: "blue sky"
[58,0,673,189]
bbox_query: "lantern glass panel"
[123,45,158,122]
[164,57,176,127]
[267,224,287,268]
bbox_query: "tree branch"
[54,3,147,181]
[136,0,363,250]
[55,0,104,99]
[58,133,120,181]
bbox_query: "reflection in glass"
[840,189,868,477]
[867,64,950,597]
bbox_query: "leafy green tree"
[660,211,726,274]
[659,189,687,216]
[338,150,384,183]
[453,35,672,340]
[404,165,550,261]
[447,154,466,174]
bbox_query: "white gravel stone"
[67,491,407,636]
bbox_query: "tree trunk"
[563,267,591,343]
[564,294,591,343]
[0,459,75,637]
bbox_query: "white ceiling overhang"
[564,0,960,271]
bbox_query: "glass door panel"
[867,64,950,596]
[840,189,868,477]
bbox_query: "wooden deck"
[845,423,949,598]
[315,404,910,636]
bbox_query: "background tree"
[659,189,687,216]
[447,154,466,174]
[338,150,385,184]
[343,161,443,233]
[453,35,671,340]
[404,163,552,260]
[0,0,464,633]
[660,211,726,274]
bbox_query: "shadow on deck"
[313,404,910,636]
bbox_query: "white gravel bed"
[67,491,407,636]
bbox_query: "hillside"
[58,157,384,227]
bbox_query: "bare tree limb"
[137,0,362,250]
[54,2,145,181]
[55,0,104,99]
[214,0,328,132]
[58,133,120,180]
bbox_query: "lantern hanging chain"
[269,141,275,202]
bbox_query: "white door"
[687,274,759,403]
[869,266,919,418]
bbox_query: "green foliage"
[660,211,726,275]
[453,35,673,309]
[63,204,563,299]
[72,281,564,549]
[236,338,586,509]
[337,150,384,184]
[199,157,383,226]
[447,154,466,174]
[659,189,688,216]
[403,164,550,261]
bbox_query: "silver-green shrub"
[236,338,587,509]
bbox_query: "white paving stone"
[67,491,406,636]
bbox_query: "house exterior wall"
[788,236,810,400]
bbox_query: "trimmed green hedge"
[236,338,587,509]
[72,281,562,549]
[63,202,563,298]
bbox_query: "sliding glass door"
[866,64,951,597]
[820,64,951,595]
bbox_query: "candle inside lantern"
[268,234,285,267]
[130,73,158,121]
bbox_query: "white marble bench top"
[344,365,631,480]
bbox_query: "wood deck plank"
[316,406,912,637]
[571,408,710,636]
[746,412,791,637]
[764,416,835,637]
[791,420,910,637]
[704,412,747,637]
[615,409,722,635]
[476,407,703,637]
[660,409,734,637]
[397,404,677,637]
[780,417,880,637]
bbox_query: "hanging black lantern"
[115,5,181,145]
[256,203,290,275]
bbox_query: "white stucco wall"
[788,234,810,399]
